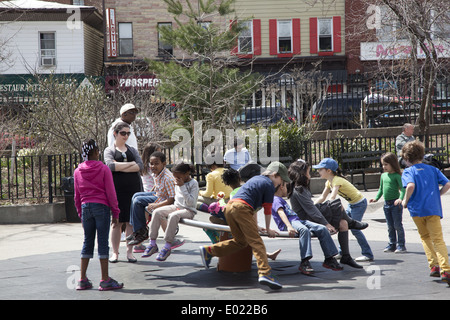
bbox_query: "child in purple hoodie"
[74,139,123,291]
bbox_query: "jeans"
[81,203,111,259]
[384,200,405,247]
[346,198,374,259]
[129,192,157,232]
[290,220,338,260]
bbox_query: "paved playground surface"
[1,190,450,305]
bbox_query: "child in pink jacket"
[74,139,123,291]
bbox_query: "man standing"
[108,103,139,149]
[223,138,251,171]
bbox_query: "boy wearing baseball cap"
[199,161,290,290]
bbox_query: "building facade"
[0,0,103,107]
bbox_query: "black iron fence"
[240,75,450,129]
[2,130,450,204]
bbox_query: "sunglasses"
[118,131,131,136]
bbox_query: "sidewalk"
[1,190,450,301]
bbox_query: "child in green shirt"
[370,152,406,253]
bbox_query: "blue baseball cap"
[312,158,339,171]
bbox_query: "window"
[158,22,173,56]
[118,22,133,56]
[310,16,341,55]
[39,32,56,67]
[318,19,332,51]
[278,20,292,53]
[72,0,84,5]
[376,6,407,41]
[238,20,253,53]
[269,19,300,57]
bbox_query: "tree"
[149,0,263,131]
[347,0,450,140]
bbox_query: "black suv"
[311,93,406,129]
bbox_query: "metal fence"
[2,131,449,204]
[240,75,450,129]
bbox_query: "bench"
[341,150,385,191]
[425,147,450,170]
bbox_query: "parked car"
[235,106,296,126]
[311,93,408,130]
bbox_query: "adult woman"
[104,121,144,263]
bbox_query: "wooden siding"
[233,0,345,57]
[0,21,85,74]
[83,23,103,76]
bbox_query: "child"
[288,160,365,269]
[199,161,290,290]
[74,139,123,291]
[205,168,281,260]
[131,143,162,253]
[143,162,199,261]
[401,141,450,284]
[141,143,162,192]
[272,180,343,274]
[370,152,406,253]
[128,151,176,246]
[197,155,233,210]
[314,158,374,262]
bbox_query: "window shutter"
[292,18,301,55]
[253,19,261,55]
[333,16,342,53]
[269,19,277,55]
[309,17,318,54]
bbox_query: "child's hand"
[287,226,298,238]
[394,199,402,206]
[147,203,157,212]
[369,198,377,203]
[175,177,185,186]
[111,218,119,227]
[402,199,408,208]
[266,228,279,238]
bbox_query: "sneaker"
[128,227,149,246]
[299,260,314,275]
[142,244,159,258]
[395,246,407,253]
[258,274,282,290]
[76,278,92,290]
[98,277,123,291]
[156,247,171,261]
[322,257,343,271]
[430,265,441,277]
[171,239,185,249]
[133,244,146,253]
[199,246,212,269]
[441,271,450,284]
[383,244,396,252]
[355,255,374,262]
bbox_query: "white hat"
[120,103,139,115]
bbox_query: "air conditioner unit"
[41,57,55,66]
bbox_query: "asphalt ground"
[1,190,450,307]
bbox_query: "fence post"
[48,155,53,204]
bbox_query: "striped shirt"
[153,167,176,203]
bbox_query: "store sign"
[105,75,160,92]
[106,8,117,57]
[361,40,450,61]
